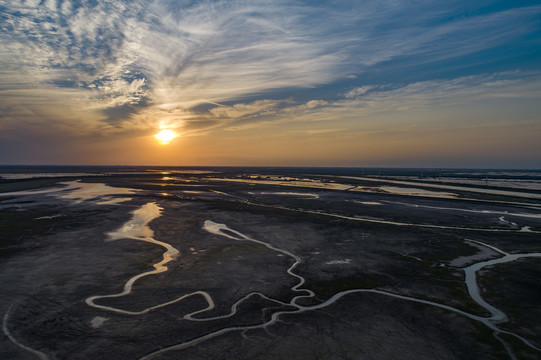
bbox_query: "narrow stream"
[242,199,541,234]
[85,202,183,315]
[2,303,48,360]
[462,240,541,325]
[3,182,540,360]
[139,220,541,360]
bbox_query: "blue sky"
[1,0,540,167]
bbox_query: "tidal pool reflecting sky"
[1,0,540,167]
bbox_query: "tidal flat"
[0,167,540,359]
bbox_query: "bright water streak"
[463,249,541,323]
[86,202,181,315]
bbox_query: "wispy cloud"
[340,71,541,113]
[1,0,540,143]
[345,86,375,99]
[217,71,541,131]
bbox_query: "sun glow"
[155,129,178,144]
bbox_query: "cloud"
[1,0,541,143]
[209,100,284,119]
[171,70,541,134]
[344,86,375,99]
[2,0,360,135]
[341,71,541,113]
[304,100,328,109]
[212,98,333,131]
[222,71,541,131]
[90,78,150,109]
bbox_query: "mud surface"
[1,168,540,359]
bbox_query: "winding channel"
[240,199,541,234]
[128,211,540,360]
[3,195,540,359]
[3,303,48,360]
[85,202,183,315]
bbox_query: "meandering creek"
[137,212,541,359]
[78,201,541,359]
[2,181,540,359]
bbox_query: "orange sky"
[1,1,540,168]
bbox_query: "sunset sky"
[1,0,540,168]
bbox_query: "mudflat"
[1,168,540,360]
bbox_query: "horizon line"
[0,165,540,171]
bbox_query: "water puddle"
[206,177,352,191]
[353,200,383,205]
[107,203,162,241]
[59,182,137,204]
[0,173,101,180]
[0,181,137,205]
[379,186,457,198]
[90,316,109,328]
[339,176,541,200]
[325,259,352,265]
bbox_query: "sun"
[155,129,178,144]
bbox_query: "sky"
[0,0,540,168]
